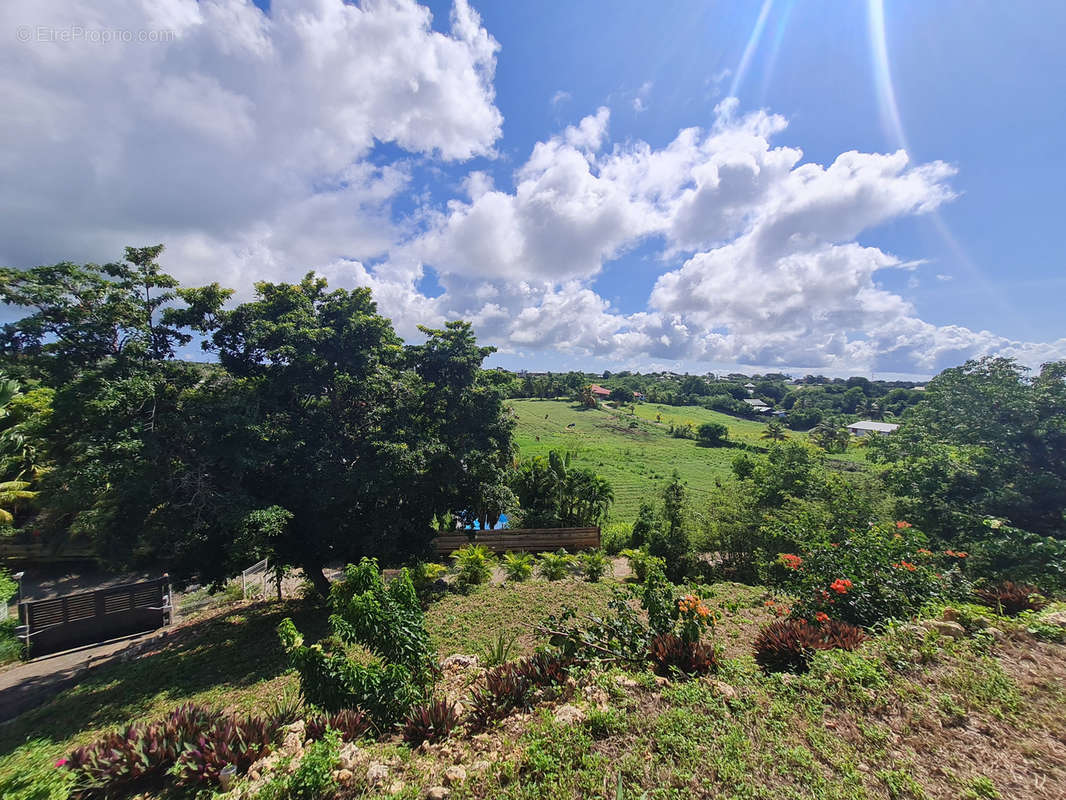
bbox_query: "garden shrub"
[963,518,1066,593]
[579,549,611,582]
[0,617,25,665]
[501,551,535,582]
[601,522,632,554]
[277,619,420,724]
[278,559,433,726]
[408,561,448,603]
[753,618,867,673]
[629,503,658,548]
[327,559,434,674]
[780,523,951,627]
[451,544,495,590]
[538,549,574,580]
[619,548,663,583]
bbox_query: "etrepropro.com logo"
[16,25,176,44]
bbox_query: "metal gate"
[17,576,171,657]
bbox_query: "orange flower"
[815,612,829,623]
[830,578,853,595]
[917,548,933,555]
[895,521,912,529]
[780,553,804,570]
[764,600,776,607]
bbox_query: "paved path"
[0,629,171,724]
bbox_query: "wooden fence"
[431,527,600,556]
[0,541,95,563]
[17,576,171,657]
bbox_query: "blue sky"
[3,0,1064,377]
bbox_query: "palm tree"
[761,420,789,441]
[579,385,597,408]
[809,421,850,453]
[0,479,36,525]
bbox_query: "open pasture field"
[509,399,866,524]
[509,399,749,524]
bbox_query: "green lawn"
[510,399,870,524]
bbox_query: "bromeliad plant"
[172,714,278,787]
[973,581,1048,615]
[753,617,867,673]
[304,709,372,743]
[64,703,277,797]
[402,699,461,745]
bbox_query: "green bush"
[278,619,420,724]
[501,551,535,582]
[0,617,25,665]
[579,549,611,582]
[409,561,448,603]
[328,559,433,674]
[278,559,433,725]
[600,522,631,555]
[538,549,574,581]
[619,548,663,583]
[451,544,495,590]
[782,523,952,627]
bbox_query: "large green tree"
[0,249,513,594]
[868,357,1066,542]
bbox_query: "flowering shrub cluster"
[778,523,953,628]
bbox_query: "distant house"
[743,398,771,413]
[633,391,645,401]
[588,384,612,398]
[846,420,900,436]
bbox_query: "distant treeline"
[487,369,926,429]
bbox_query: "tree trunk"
[303,562,332,598]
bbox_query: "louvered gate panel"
[19,577,170,657]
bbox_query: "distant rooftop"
[847,420,900,433]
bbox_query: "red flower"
[830,578,852,595]
[917,548,933,555]
[815,612,830,623]
[895,521,912,529]
[764,600,776,607]
[55,758,68,768]
[780,553,803,570]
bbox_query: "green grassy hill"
[510,399,868,525]
[509,399,765,525]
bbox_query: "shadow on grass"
[0,600,330,756]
